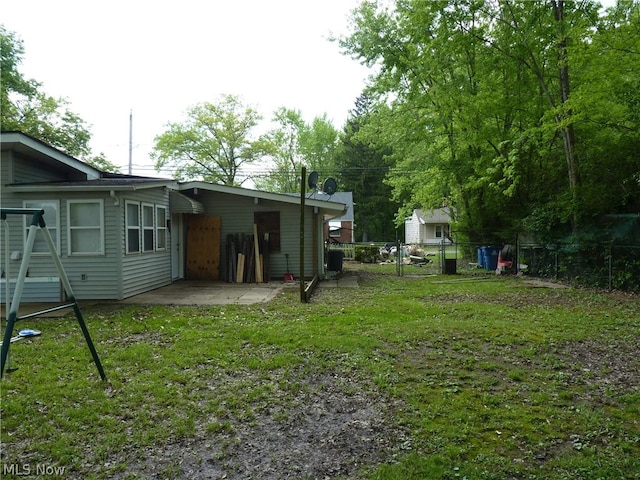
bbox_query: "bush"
[355,245,380,263]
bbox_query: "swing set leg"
[72,303,106,381]
[0,311,17,378]
[1,305,106,380]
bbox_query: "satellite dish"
[323,177,338,195]
[308,171,319,190]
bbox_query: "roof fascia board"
[1,132,101,179]
[6,180,176,193]
[179,181,346,213]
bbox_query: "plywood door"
[185,215,221,280]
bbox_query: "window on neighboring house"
[126,201,140,254]
[142,203,154,252]
[23,200,60,255]
[329,221,342,238]
[68,200,104,255]
[156,206,167,250]
[435,224,450,239]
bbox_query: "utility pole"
[128,110,133,175]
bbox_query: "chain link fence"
[518,243,640,292]
[439,241,640,292]
[328,239,640,292]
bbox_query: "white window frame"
[156,206,167,251]
[67,199,105,256]
[125,201,141,254]
[435,225,443,239]
[23,200,60,255]
[142,203,155,253]
[329,221,341,238]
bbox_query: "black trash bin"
[327,250,344,272]
[444,258,457,274]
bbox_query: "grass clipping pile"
[122,370,403,479]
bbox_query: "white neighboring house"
[405,208,453,245]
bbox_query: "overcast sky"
[3,0,370,177]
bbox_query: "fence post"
[608,245,613,291]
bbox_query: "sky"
[2,0,371,178]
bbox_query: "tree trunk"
[552,0,581,230]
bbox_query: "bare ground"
[87,271,640,479]
[115,370,406,480]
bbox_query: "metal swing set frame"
[1,208,106,380]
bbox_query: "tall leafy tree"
[1,26,94,160]
[254,108,340,193]
[299,113,340,175]
[253,108,307,192]
[339,0,640,243]
[336,94,398,242]
[152,95,262,185]
[568,0,640,218]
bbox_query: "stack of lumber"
[225,225,270,283]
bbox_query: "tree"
[253,108,306,192]
[152,95,262,186]
[299,113,340,175]
[339,1,640,243]
[254,108,340,193]
[1,25,94,160]
[85,153,122,173]
[335,94,398,242]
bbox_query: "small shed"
[404,208,453,245]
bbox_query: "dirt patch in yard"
[117,370,405,480]
[426,289,579,309]
[559,338,640,400]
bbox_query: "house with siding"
[291,192,354,244]
[321,192,354,244]
[404,208,453,245]
[0,132,346,301]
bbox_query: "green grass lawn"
[1,265,639,479]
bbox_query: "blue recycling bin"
[483,246,500,271]
[477,247,485,268]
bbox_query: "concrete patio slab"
[120,281,286,306]
[1,275,359,320]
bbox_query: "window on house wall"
[23,200,60,255]
[142,203,154,252]
[126,201,140,254]
[254,211,280,252]
[329,221,342,238]
[156,206,167,250]
[435,225,443,238]
[68,200,104,255]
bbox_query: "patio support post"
[299,167,306,302]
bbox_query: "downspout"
[110,190,124,300]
